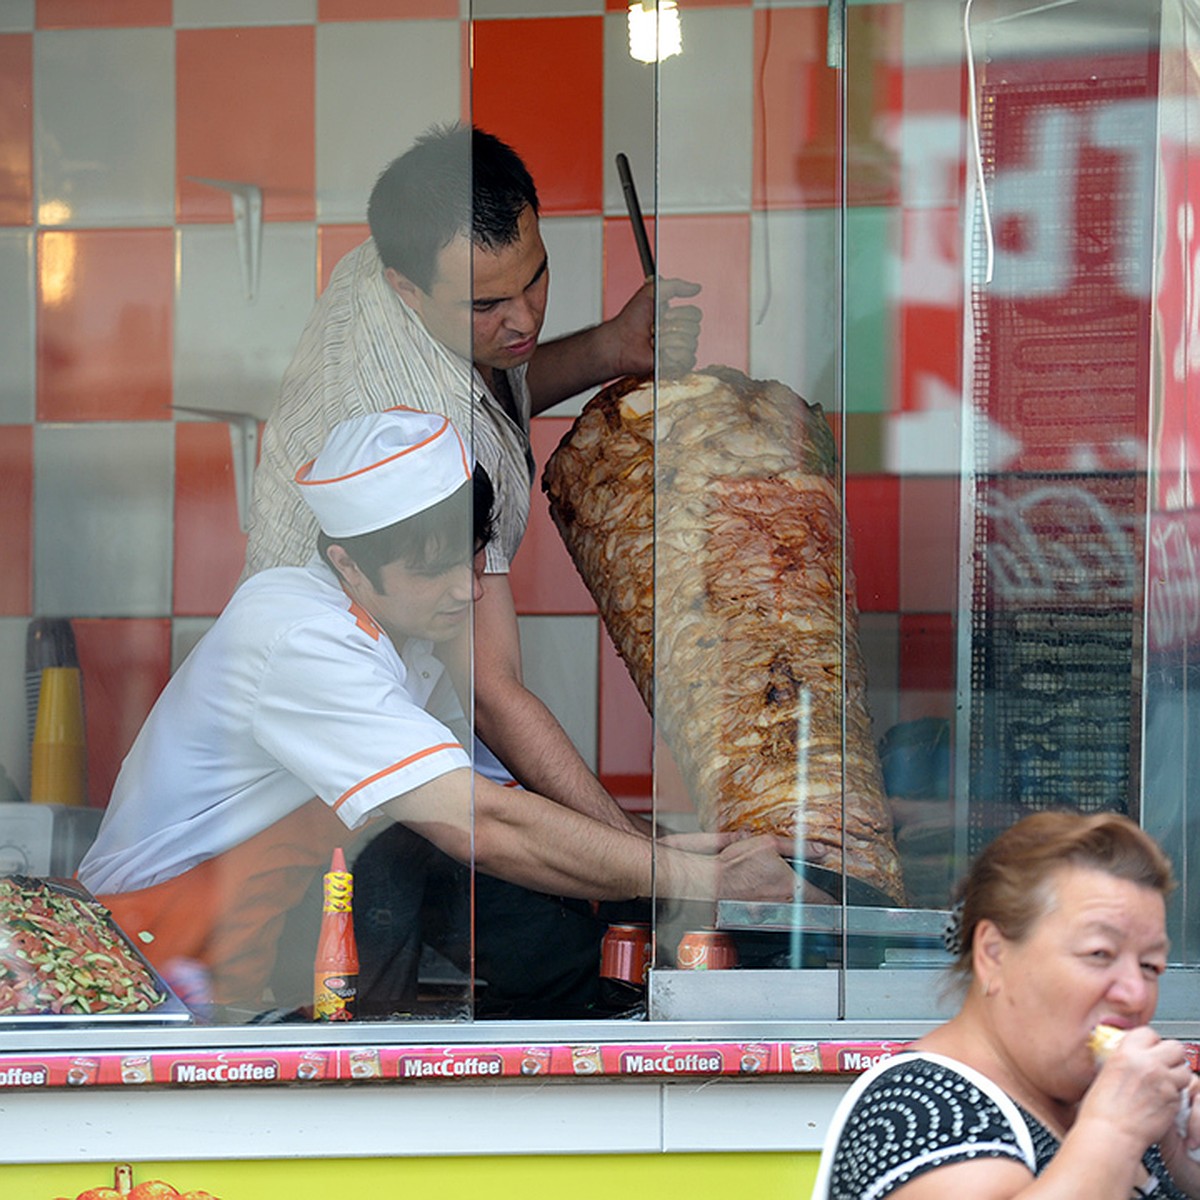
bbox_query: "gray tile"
[174,224,317,421]
[0,618,30,799]
[35,29,174,227]
[0,1,32,32]
[172,616,215,674]
[315,21,461,224]
[606,9,754,215]
[34,422,173,618]
[0,231,34,424]
[174,0,316,26]
[516,613,599,769]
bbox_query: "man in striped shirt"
[242,125,704,1015]
[82,411,792,1017]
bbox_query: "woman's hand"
[1158,1071,1200,1197]
[1077,1027,1194,1154]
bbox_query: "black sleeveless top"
[824,1054,1186,1199]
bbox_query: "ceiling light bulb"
[628,0,682,65]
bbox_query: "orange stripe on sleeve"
[333,742,463,811]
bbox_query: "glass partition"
[642,0,1200,1021]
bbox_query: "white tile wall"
[666,7,755,212]
[33,422,174,618]
[34,29,176,228]
[174,0,318,27]
[749,209,839,407]
[475,0,603,19]
[0,618,29,798]
[518,612,600,769]
[540,215,603,342]
[315,20,463,223]
[0,231,34,423]
[0,1,32,33]
[171,616,215,673]
[174,223,318,420]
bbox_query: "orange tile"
[473,18,603,217]
[72,618,171,809]
[176,27,315,224]
[753,5,900,210]
[173,422,249,618]
[37,0,171,28]
[897,209,963,414]
[319,0,458,19]
[37,228,173,422]
[0,35,33,226]
[604,213,750,373]
[845,474,900,612]
[508,416,598,615]
[318,224,369,293]
[0,426,32,616]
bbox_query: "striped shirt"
[244,239,534,578]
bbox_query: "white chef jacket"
[78,560,472,895]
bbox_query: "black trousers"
[275,822,644,1020]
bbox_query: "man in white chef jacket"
[242,125,701,1015]
[246,125,700,832]
[79,409,793,1018]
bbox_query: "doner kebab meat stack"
[542,367,905,904]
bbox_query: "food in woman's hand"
[543,367,905,903]
[0,876,164,1015]
[1087,1023,1125,1062]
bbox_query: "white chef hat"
[295,407,472,538]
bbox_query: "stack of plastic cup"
[30,666,87,807]
[25,618,79,748]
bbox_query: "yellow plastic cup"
[31,666,87,807]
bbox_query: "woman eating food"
[811,810,1200,1199]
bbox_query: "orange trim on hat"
[294,411,454,489]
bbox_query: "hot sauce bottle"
[313,848,359,1021]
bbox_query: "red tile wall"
[0,34,33,226]
[472,18,604,217]
[175,27,316,224]
[73,619,172,809]
[0,426,33,616]
[36,228,174,422]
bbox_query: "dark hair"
[367,124,539,291]
[949,809,1175,983]
[320,464,496,591]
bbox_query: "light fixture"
[627,0,682,64]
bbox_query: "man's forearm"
[385,770,703,901]
[386,772,795,905]
[524,324,620,415]
[475,671,648,837]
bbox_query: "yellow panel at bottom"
[1,1152,820,1199]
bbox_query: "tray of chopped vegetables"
[0,874,191,1023]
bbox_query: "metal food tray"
[717,899,951,942]
[0,875,193,1025]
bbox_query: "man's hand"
[607,276,702,380]
[526,276,702,412]
[713,835,799,902]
